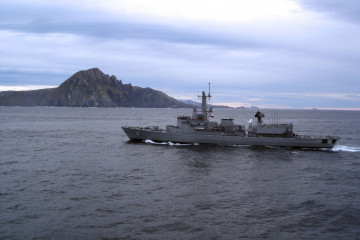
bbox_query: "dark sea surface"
[1,107,360,240]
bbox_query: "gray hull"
[122,127,340,148]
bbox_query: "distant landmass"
[236,106,259,110]
[0,68,192,108]
[178,99,231,108]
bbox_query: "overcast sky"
[0,0,359,109]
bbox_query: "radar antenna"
[255,111,265,124]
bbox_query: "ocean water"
[1,107,360,240]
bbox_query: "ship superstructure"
[122,84,340,148]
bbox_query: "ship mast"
[199,82,212,121]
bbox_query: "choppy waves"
[1,107,360,240]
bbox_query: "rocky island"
[0,68,191,108]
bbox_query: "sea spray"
[331,145,360,152]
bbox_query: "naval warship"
[122,84,340,148]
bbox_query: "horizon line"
[1,85,359,111]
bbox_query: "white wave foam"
[144,139,167,145]
[228,144,251,148]
[144,139,193,146]
[331,145,360,152]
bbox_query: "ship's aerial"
[122,84,340,148]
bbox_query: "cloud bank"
[0,0,359,109]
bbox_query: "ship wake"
[331,145,360,152]
[144,139,196,146]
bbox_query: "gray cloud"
[0,0,359,109]
[296,0,360,23]
[0,21,258,50]
[1,0,358,60]
[0,69,66,85]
